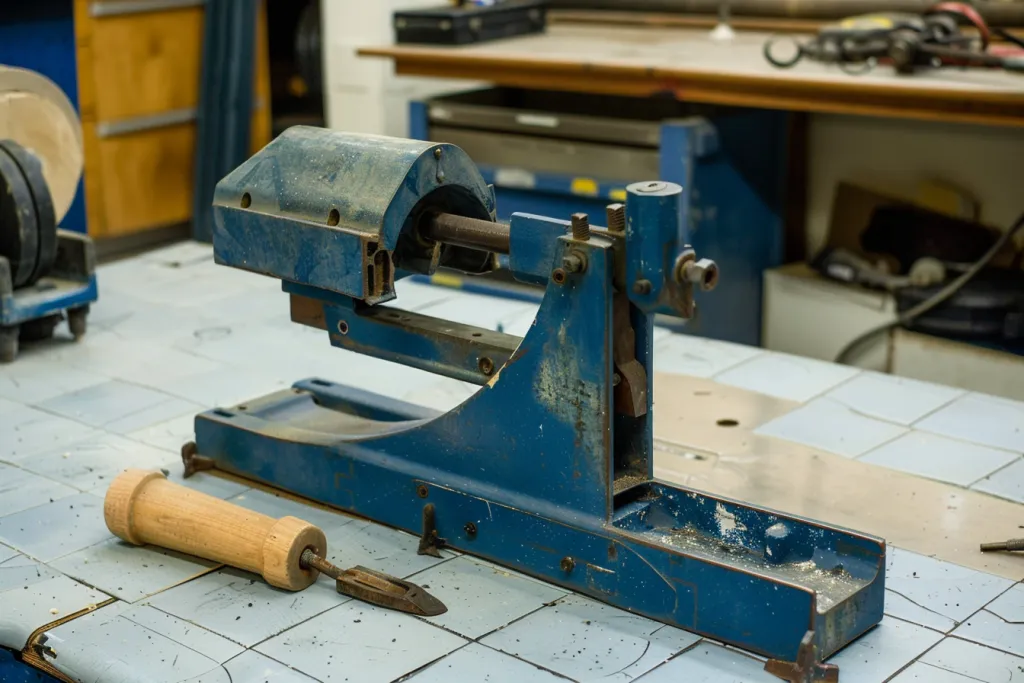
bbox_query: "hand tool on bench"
[183,126,886,680]
[103,468,446,616]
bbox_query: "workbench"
[359,23,1024,128]
[1,240,1022,682]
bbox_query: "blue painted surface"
[412,100,790,345]
[508,213,570,285]
[195,128,885,663]
[0,647,61,682]
[212,126,496,302]
[0,2,87,235]
[0,276,97,326]
[624,180,684,314]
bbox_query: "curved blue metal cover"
[211,127,495,302]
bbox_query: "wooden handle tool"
[104,469,446,615]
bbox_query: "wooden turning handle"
[104,469,327,591]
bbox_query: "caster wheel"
[19,315,60,342]
[0,326,18,363]
[68,305,89,340]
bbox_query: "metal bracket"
[416,503,446,558]
[765,632,840,683]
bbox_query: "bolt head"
[560,556,576,573]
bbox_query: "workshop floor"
[1,240,1022,683]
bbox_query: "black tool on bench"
[765,3,1024,74]
[394,0,547,45]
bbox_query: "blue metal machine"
[189,126,883,678]
[410,89,791,346]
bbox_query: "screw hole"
[416,485,429,498]
[237,405,247,411]
[552,269,566,285]
[337,320,349,335]
[327,208,340,226]
[716,418,739,427]
[464,522,477,537]
[240,193,251,208]
[472,332,482,338]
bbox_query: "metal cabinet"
[411,88,793,345]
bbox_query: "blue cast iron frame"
[195,127,884,665]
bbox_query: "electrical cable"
[994,27,1024,50]
[835,211,1024,365]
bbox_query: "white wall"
[806,114,1024,256]
[320,0,482,137]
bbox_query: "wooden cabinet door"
[74,0,269,240]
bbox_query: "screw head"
[434,148,442,159]
[464,522,477,537]
[635,181,669,194]
[560,556,576,573]
[632,279,652,295]
[478,356,495,376]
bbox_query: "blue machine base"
[194,378,885,663]
[0,276,98,327]
[0,647,62,682]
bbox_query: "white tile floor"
[0,240,1022,683]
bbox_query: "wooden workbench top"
[360,24,1024,127]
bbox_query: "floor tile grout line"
[977,580,1020,612]
[903,390,969,428]
[964,454,1024,490]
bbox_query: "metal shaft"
[421,212,511,255]
[300,548,339,579]
[980,538,1024,552]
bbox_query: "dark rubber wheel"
[0,325,18,363]
[0,140,57,283]
[19,315,60,342]
[68,305,89,339]
[0,145,39,288]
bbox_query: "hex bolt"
[678,257,720,292]
[560,556,576,573]
[562,252,586,273]
[633,279,652,295]
[571,213,591,241]
[605,204,625,233]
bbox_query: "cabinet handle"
[90,0,205,18]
